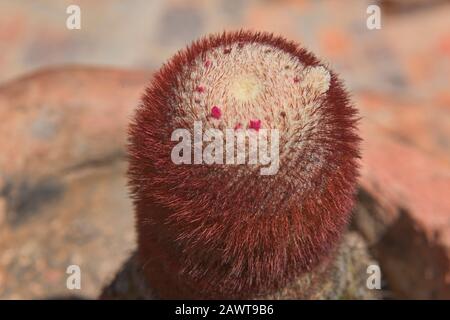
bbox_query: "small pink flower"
[196,85,205,93]
[249,119,261,131]
[204,60,211,68]
[234,123,242,130]
[293,76,300,83]
[211,106,221,119]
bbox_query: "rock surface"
[353,122,450,299]
[0,67,150,299]
[353,90,450,299]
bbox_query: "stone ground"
[0,0,449,299]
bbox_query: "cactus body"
[128,31,360,299]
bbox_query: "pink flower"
[211,106,222,119]
[249,119,261,131]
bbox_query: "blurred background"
[0,0,449,299]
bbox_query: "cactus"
[128,31,360,299]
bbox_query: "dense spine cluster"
[128,31,360,299]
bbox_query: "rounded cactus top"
[128,31,360,299]
[170,37,329,132]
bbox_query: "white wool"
[171,42,331,181]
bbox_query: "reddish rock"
[0,66,150,181]
[0,197,6,228]
[0,66,150,225]
[355,92,450,163]
[319,28,351,58]
[380,0,448,13]
[0,67,149,299]
[355,122,450,299]
[355,91,449,298]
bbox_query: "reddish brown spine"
[128,31,360,299]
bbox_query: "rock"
[0,66,150,226]
[0,66,149,299]
[99,252,155,300]
[264,232,380,300]
[0,160,135,299]
[380,0,448,14]
[355,92,450,163]
[100,232,379,300]
[0,197,6,228]
[354,122,450,299]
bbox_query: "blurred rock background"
[0,0,449,299]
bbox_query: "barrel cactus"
[128,31,360,299]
